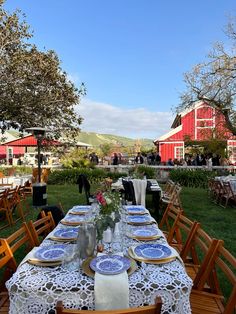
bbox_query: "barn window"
[228,145,236,164]
[174,146,184,160]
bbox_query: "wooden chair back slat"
[6,222,35,256]
[56,297,162,314]
[191,244,236,314]
[28,211,55,246]
[0,239,17,291]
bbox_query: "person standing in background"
[112,153,118,165]
[135,152,144,164]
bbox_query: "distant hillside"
[77,132,154,148]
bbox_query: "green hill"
[77,132,154,149]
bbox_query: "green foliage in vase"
[95,190,121,241]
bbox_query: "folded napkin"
[132,179,147,207]
[94,253,129,310]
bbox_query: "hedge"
[47,168,127,185]
[169,168,217,188]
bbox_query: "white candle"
[103,228,112,243]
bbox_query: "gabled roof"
[154,125,182,142]
[154,100,212,143]
[3,134,60,146]
[0,131,17,144]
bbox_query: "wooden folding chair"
[221,181,236,208]
[167,213,200,255]
[0,239,17,313]
[160,183,182,208]
[3,187,21,226]
[5,222,35,264]
[181,226,224,291]
[0,190,13,228]
[158,202,183,242]
[213,180,224,204]
[162,179,175,199]
[191,245,236,314]
[28,211,55,246]
[56,297,162,314]
[23,180,32,196]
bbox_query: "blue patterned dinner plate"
[125,205,147,215]
[34,244,67,261]
[132,227,159,237]
[61,215,86,225]
[90,255,131,275]
[127,215,152,224]
[53,228,79,239]
[134,244,172,260]
[70,206,91,214]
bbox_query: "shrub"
[129,165,156,179]
[0,166,32,176]
[169,168,216,188]
[47,168,127,185]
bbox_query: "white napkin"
[94,253,129,310]
[132,179,147,207]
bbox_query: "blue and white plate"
[61,215,86,225]
[125,205,147,215]
[134,244,172,260]
[127,215,152,224]
[90,255,131,275]
[70,206,91,215]
[52,228,79,240]
[132,227,159,238]
[34,244,67,262]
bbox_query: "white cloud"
[76,98,174,140]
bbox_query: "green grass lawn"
[180,187,236,257]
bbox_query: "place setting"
[25,244,69,267]
[128,243,180,264]
[82,254,137,278]
[127,225,162,241]
[60,214,87,226]
[124,205,148,215]
[49,227,79,242]
[69,205,92,215]
[126,214,156,225]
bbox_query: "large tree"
[0,0,85,138]
[178,18,236,135]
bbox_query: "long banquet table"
[6,205,192,314]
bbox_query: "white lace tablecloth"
[6,209,192,314]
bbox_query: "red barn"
[154,101,236,164]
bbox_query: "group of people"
[165,153,229,167]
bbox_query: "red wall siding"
[159,142,184,162]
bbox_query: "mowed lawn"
[180,187,236,258]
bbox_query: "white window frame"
[174,146,184,160]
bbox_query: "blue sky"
[4,0,236,139]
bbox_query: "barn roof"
[154,125,182,143]
[3,134,60,147]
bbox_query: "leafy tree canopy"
[177,17,236,135]
[0,0,85,138]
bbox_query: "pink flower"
[96,192,107,206]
